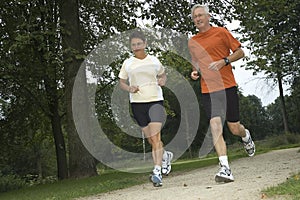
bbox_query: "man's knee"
[228,122,243,136]
[210,117,223,134]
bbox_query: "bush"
[265,132,300,148]
[285,132,300,144]
[268,135,289,148]
[22,174,57,186]
[0,173,27,193]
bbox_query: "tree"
[59,0,143,177]
[282,77,300,133]
[233,0,300,133]
[0,0,68,179]
[239,93,269,139]
[0,0,144,180]
[143,0,241,34]
[59,0,98,178]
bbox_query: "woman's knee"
[149,135,161,145]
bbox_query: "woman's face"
[130,38,146,54]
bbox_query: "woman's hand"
[129,85,139,93]
[157,73,167,86]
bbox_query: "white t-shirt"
[118,55,165,103]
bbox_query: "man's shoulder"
[214,26,230,33]
[189,34,200,42]
[210,26,228,32]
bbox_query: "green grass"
[0,171,148,200]
[0,142,299,200]
[0,156,223,200]
[263,173,300,200]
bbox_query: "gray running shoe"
[215,165,234,183]
[150,171,162,187]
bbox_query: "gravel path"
[78,147,300,200]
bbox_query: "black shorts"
[131,101,166,127]
[202,86,240,122]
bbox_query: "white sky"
[233,59,282,106]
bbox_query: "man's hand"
[208,60,224,71]
[191,70,200,80]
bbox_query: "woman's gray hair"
[191,4,210,18]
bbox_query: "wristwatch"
[223,57,230,66]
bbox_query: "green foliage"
[239,93,270,140]
[233,0,299,83]
[262,133,300,149]
[285,77,300,132]
[80,0,143,51]
[266,89,300,135]
[143,0,239,34]
[233,0,300,134]
[0,0,144,180]
[0,174,27,193]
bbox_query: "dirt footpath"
[79,148,300,200]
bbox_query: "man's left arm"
[208,47,245,71]
[226,47,244,64]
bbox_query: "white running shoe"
[243,129,255,157]
[162,151,173,176]
[150,168,162,187]
[215,165,234,183]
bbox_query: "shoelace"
[245,140,254,149]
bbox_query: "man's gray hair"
[191,4,210,18]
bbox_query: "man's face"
[192,7,210,30]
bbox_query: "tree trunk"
[49,101,69,179]
[44,74,69,179]
[277,75,290,133]
[59,0,97,178]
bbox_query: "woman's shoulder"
[124,56,135,62]
[123,56,135,65]
[120,57,135,70]
[146,54,157,59]
[147,55,162,65]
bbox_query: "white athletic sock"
[242,129,250,142]
[162,150,168,160]
[219,156,230,169]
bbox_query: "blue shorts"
[131,101,165,127]
[202,86,240,122]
